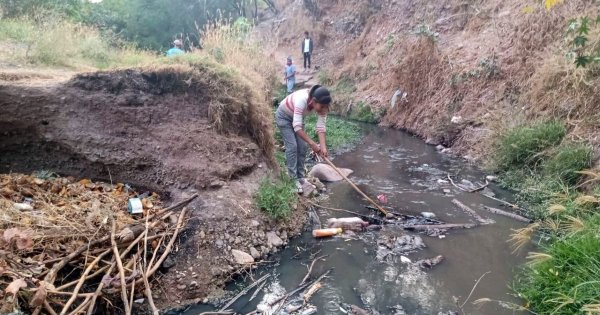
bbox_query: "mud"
[0,68,262,191]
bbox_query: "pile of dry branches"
[0,173,196,314]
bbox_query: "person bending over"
[276,85,331,193]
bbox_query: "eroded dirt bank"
[0,66,305,309]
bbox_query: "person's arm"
[292,99,321,154]
[316,114,327,157]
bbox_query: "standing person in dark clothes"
[301,31,313,72]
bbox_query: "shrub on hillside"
[543,143,592,185]
[495,121,566,170]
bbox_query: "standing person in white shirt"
[301,31,313,72]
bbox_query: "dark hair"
[309,85,331,105]
[305,31,309,36]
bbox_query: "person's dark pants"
[303,52,311,69]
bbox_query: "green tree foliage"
[0,0,268,51]
[566,16,600,67]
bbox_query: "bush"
[516,215,600,315]
[495,121,566,171]
[255,174,297,219]
[350,101,378,123]
[0,17,156,68]
[542,143,592,185]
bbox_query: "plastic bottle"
[312,228,342,238]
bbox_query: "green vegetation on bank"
[305,114,362,151]
[255,173,297,219]
[0,18,156,68]
[492,121,599,314]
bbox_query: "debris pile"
[0,173,195,314]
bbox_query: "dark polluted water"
[184,126,531,315]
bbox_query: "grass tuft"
[495,121,566,171]
[255,173,297,220]
[542,143,592,185]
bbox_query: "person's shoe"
[295,180,304,194]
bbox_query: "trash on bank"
[128,197,144,214]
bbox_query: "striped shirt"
[278,88,327,133]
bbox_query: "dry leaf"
[16,234,34,250]
[29,281,47,307]
[79,179,91,185]
[20,187,34,198]
[5,278,27,295]
[33,178,44,185]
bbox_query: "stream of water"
[186,126,530,315]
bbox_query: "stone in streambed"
[266,231,283,247]
[231,249,254,264]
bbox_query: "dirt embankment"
[0,65,305,309]
[260,0,600,161]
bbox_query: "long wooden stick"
[218,273,270,312]
[404,223,477,230]
[111,219,131,315]
[482,206,532,223]
[322,157,389,216]
[451,199,492,224]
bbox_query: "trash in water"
[326,217,369,231]
[420,212,436,218]
[312,228,343,238]
[377,194,388,204]
[400,256,412,264]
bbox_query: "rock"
[425,137,437,145]
[232,249,254,264]
[280,230,287,240]
[234,237,242,245]
[450,116,463,124]
[250,220,260,227]
[416,255,444,269]
[176,284,187,290]
[308,163,353,182]
[441,148,452,154]
[485,175,498,182]
[400,256,412,264]
[162,255,176,269]
[215,239,224,248]
[421,212,436,218]
[435,144,445,151]
[443,189,451,194]
[209,180,226,188]
[190,281,198,287]
[266,231,283,247]
[250,247,261,259]
[199,230,205,239]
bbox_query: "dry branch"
[451,199,493,224]
[111,219,131,315]
[404,223,477,230]
[482,206,532,223]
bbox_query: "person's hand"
[310,142,321,154]
[320,144,328,158]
